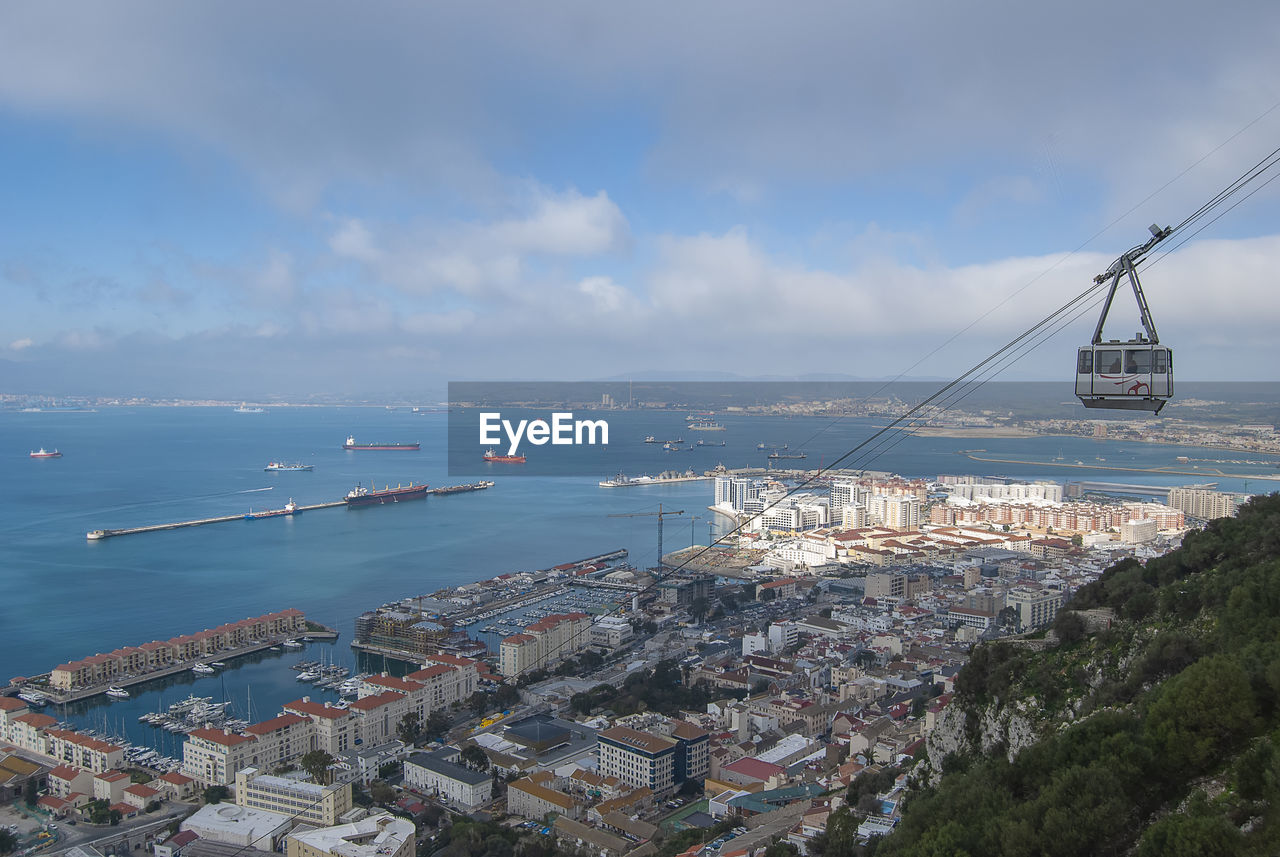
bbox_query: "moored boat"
[106,685,130,699]
[29,448,62,459]
[345,482,430,506]
[245,499,299,520]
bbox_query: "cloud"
[327,187,629,295]
[8,337,32,351]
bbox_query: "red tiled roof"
[159,772,194,784]
[364,674,424,693]
[188,727,254,747]
[124,784,159,798]
[95,770,130,782]
[285,699,351,720]
[406,664,455,681]
[245,713,308,735]
[723,757,785,780]
[348,691,404,712]
[13,713,55,727]
[49,765,84,781]
[0,697,29,711]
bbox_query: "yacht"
[106,686,130,699]
[282,639,304,649]
[191,663,216,675]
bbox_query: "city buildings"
[402,750,491,808]
[499,613,592,677]
[235,767,353,827]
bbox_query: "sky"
[2,1,1280,399]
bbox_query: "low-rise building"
[235,767,353,827]
[403,750,491,809]
[285,814,415,857]
[507,776,579,821]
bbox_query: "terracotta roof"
[406,664,455,681]
[364,674,425,693]
[0,697,28,711]
[49,765,84,781]
[722,757,785,781]
[510,778,575,809]
[502,633,536,644]
[598,726,676,755]
[15,712,58,729]
[188,727,254,747]
[124,784,160,798]
[348,691,405,712]
[95,770,130,782]
[48,729,121,753]
[245,713,308,735]
[159,772,194,784]
[285,699,351,720]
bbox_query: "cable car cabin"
[1075,342,1172,413]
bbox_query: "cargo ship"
[431,480,495,495]
[688,421,725,431]
[29,448,63,459]
[343,435,420,451]
[265,461,314,471]
[768,452,807,460]
[483,449,526,463]
[345,482,430,506]
[245,499,298,519]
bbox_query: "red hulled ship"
[483,448,526,463]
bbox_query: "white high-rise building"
[867,494,920,530]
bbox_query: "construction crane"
[608,503,685,569]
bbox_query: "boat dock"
[86,481,495,540]
[86,500,347,540]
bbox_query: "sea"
[3,392,1278,750]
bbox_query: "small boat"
[210,661,226,668]
[106,686,130,699]
[191,663,215,675]
[17,690,48,707]
[282,639,304,649]
[29,448,62,459]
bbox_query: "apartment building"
[498,613,591,677]
[235,767,353,827]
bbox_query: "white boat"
[297,670,320,682]
[191,663,216,675]
[17,690,48,707]
[106,686,130,699]
[282,639,303,649]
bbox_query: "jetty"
[85,481,495,540]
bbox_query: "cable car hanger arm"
[1089,223,1171,345]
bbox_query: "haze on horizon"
[2,2,1280,399]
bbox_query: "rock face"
[923,696,1042,784]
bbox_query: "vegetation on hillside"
[872,493,1280,856]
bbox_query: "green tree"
[460,744,490,772]
[691,597,709,623]
[202,785,230,805]
[468,691,489,716]
[1052,610,1087,645]
[397,711,422,746]
[425,709,452,741]
[300,749,337,786]
[24,777,38,807]
[370,780,397,804]
[763,842,798,857]
[0,828,18,856]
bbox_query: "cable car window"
[1097,350,1122,374]
[1077,351,1093,373]
[1125,350,1152,374]
[1152,350,1168,374]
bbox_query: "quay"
[86,500,346,540]
[85,481,495,540]
[963,452,1280,482]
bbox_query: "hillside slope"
[873,493,1280,857]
